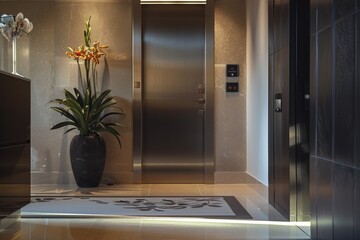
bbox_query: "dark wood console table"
[0,70,30,222]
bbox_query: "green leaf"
[64,127,77,134]
[49,99,65,105]
[84,88,91,108]
[51,107,86,132]
[61,102,85,124]
[74,88,84,106]
[91,90,112,110]
[64,89,78,103]
[50,121,77,130]
[91,99,117,118]
[104,122,124,128]
[51,107,77,123]
[99,112,124,121]
[62,99,83,114]
[99,125,122,147]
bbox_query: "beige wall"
[214,0,247,182]
[0,0,247,185]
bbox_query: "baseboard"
[31,172,134,185]
[214,172,246,183]
[245,173,268,200]
[214,171,268,200]
[102,172,134,184]
[31,172,76,185]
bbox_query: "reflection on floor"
[0,184,311,239]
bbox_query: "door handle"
[275,93,282,112]
[197,98,205,104]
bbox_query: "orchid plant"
[50,17,124,146]
[0,12,33,41]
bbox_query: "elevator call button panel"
[226,64,239,77]
[226,82,239,92]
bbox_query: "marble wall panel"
[214,0,247,173]
[0,0,133,185]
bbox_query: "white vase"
[11,38,19,76]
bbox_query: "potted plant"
[50,17,123,188]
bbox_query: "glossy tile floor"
[0,184,311,239]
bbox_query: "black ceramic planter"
[70,135,106,188]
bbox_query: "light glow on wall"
[141,0,206,4]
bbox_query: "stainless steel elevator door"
[142,5,206,183]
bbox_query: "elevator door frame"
[132,0,214,184]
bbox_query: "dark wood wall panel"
[334,0,356,20]
[268,55,275,205]
[355,14,360,168]
[269,0,291,219]
[317,27,333,160]
[333,164,354,239]
[355,169,360,238]
[310,0,317,34]
[334,16,355,166]
[309,156,318,238]
[317,159,333,240]
[273,48,290,217]
[269,0,310,221]
[318,0,333,30]
[274,0,289,52]
[310,1,360,238]
[269,0,274,54]
[310,35,317,156]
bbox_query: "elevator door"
[142,5,205,183]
